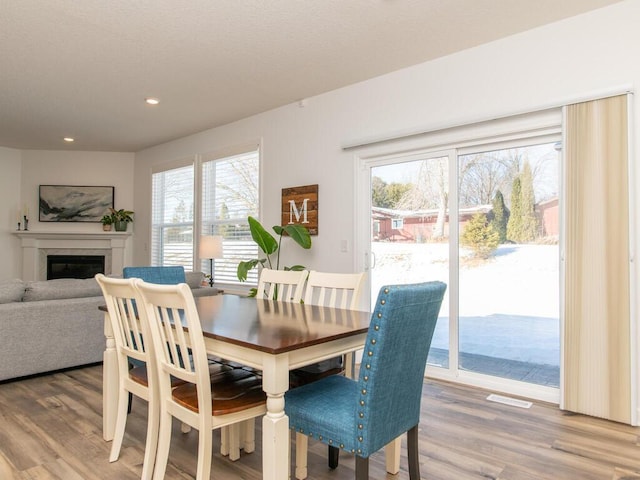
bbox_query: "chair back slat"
[157,304,194,377]
[256,268,308,302]
[120,296,147,363]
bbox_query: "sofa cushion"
[0,279,25,304]
[185,271,205,289]
[23,278,102,302]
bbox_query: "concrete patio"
[428,313,560,387]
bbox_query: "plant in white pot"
[101,214,114,231]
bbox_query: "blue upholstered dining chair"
[285,281,447,480]
[123,265,186,284]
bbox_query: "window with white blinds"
[201,148,259,286]
[151,162,195,271]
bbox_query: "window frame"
[149,143,261,292]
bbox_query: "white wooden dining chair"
[303,270,365,311]
[300,270,366,377]
[134,280,267,480]
[122,265,248,456]
[256,268,308,302]
[95,274,159,480]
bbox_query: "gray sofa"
[0,272,218,382]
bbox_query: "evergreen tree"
[519,161,539,242]
[490,190,509,243]
[507,176,523,242]
[461,213,500,259]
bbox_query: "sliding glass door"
[361,134,561,399]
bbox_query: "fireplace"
[47,255,106,280]
[15,231,130,281]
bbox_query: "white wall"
[20,150,135,235]
[0,147,23,279]
[0,150,136,280]
[133,0,640,276]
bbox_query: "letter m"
[288,199,309,224]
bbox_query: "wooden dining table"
[101,293,400,480]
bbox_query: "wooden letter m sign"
[281,184,318,235]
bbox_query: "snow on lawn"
[371,242,560,366]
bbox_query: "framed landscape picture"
[39,185,114,222]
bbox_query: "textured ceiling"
[0,0,623,152]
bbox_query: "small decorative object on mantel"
[16,205,29,231]
[281,184,318,235]
[109,208,134,232]
[101,214,114,231]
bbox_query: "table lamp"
[199,235,223,287]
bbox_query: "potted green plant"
[101,214,114,231]
[109,208,134,232]
[237,216,311,296]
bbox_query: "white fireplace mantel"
[14,231,132,281]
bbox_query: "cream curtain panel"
[563,94,631,424]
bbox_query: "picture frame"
[39,185,115,222]
[281,184,318,235]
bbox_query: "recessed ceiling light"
[145,97,160,105]
[63,137,74,142]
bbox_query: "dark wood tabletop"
[194,294,371,354]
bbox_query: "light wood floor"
[1,364,640,479]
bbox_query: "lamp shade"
[199,235,223,259]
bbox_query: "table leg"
[261,355,290,480]
[102,312,118,441]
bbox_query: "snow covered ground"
[371,242,560,367]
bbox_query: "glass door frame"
[355,141,561,404]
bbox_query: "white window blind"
[201,148,259,286]
[151,162,194,270]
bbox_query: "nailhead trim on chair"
[355,287,387,450]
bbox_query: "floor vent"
[486,393,532,409]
